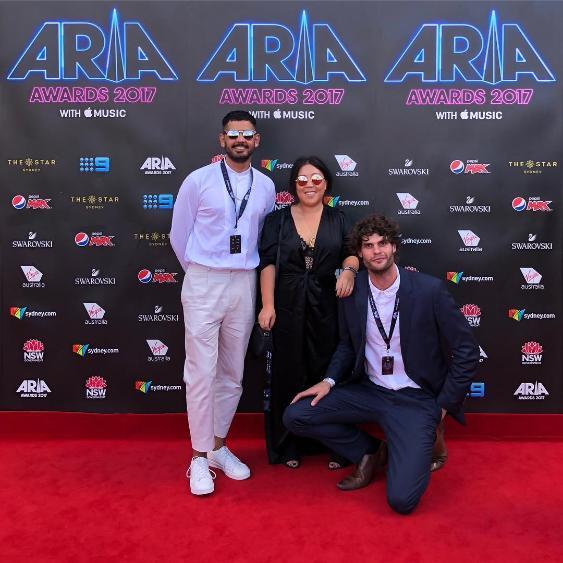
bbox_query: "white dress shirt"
[170,160,275,271]
[365,266,420,390]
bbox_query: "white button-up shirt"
[365,266,420,390]
[170,160,275,271]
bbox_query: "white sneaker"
[187,456,216,495]
[208,446,251,480]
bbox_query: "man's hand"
[291,381,331,406]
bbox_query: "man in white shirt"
[283,214,479,514]
[170,110,275,495]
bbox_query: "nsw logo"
[85,376,107,399]
[521,341,543,365]
[23,339,45,362]
[460,303,481,327]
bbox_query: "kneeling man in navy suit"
[283,214,479,514]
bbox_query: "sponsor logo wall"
[1,2,561,414]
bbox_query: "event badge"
[382,355,394,375]
[230,234,242,254]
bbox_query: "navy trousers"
[283,378,442,514]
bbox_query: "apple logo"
[273,109,282,119]
[84,107,93,118]
[466,196,475,204]
[460,109,469,120]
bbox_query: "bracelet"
[342,266,358,277]
[323,377,336,388]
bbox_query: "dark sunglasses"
[296,173,325,187]
[224,129,256,140]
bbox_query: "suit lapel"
[398,266,413,360]
[355,271,369,346]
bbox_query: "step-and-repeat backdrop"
[1,1,561,413]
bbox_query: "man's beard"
[225,144,254,163]
[366,255,395,275]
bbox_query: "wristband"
[342,266,358,277]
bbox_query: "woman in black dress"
[258,156,359,467]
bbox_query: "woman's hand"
[258,305,276,330]
[336,269,355,298]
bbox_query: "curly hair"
[349,214,402,255]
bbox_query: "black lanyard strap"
[368,289,399,352]
[220,160,253,229]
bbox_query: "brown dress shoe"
[431,420,448,472]
[337,442,388,491]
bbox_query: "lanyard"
[220,160,253,229]
[368,289,399,352]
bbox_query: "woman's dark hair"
[348,214,402,254]
[288,156,333,198]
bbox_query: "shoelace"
[186,459,217,480]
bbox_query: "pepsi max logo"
[75,232,90,246]
[138,269,153,283]
[12,195,27,209]
[450,160,464,174]
[512,197,527,212]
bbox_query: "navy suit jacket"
[325,266,479,424]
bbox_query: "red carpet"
[1,416,563,562]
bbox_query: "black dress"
[259,205,352,463]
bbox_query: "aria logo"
[140,157,175,175]
[7,9,178,82]
[385,10,555,84]
[197,11,365,84]
[514,381,549,400]
[17,379,51,398]
[396,193,420,214]
[460,303,481,327]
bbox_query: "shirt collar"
[224,160,252,177]
[368,265,400,297]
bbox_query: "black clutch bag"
[249,323,273,357]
